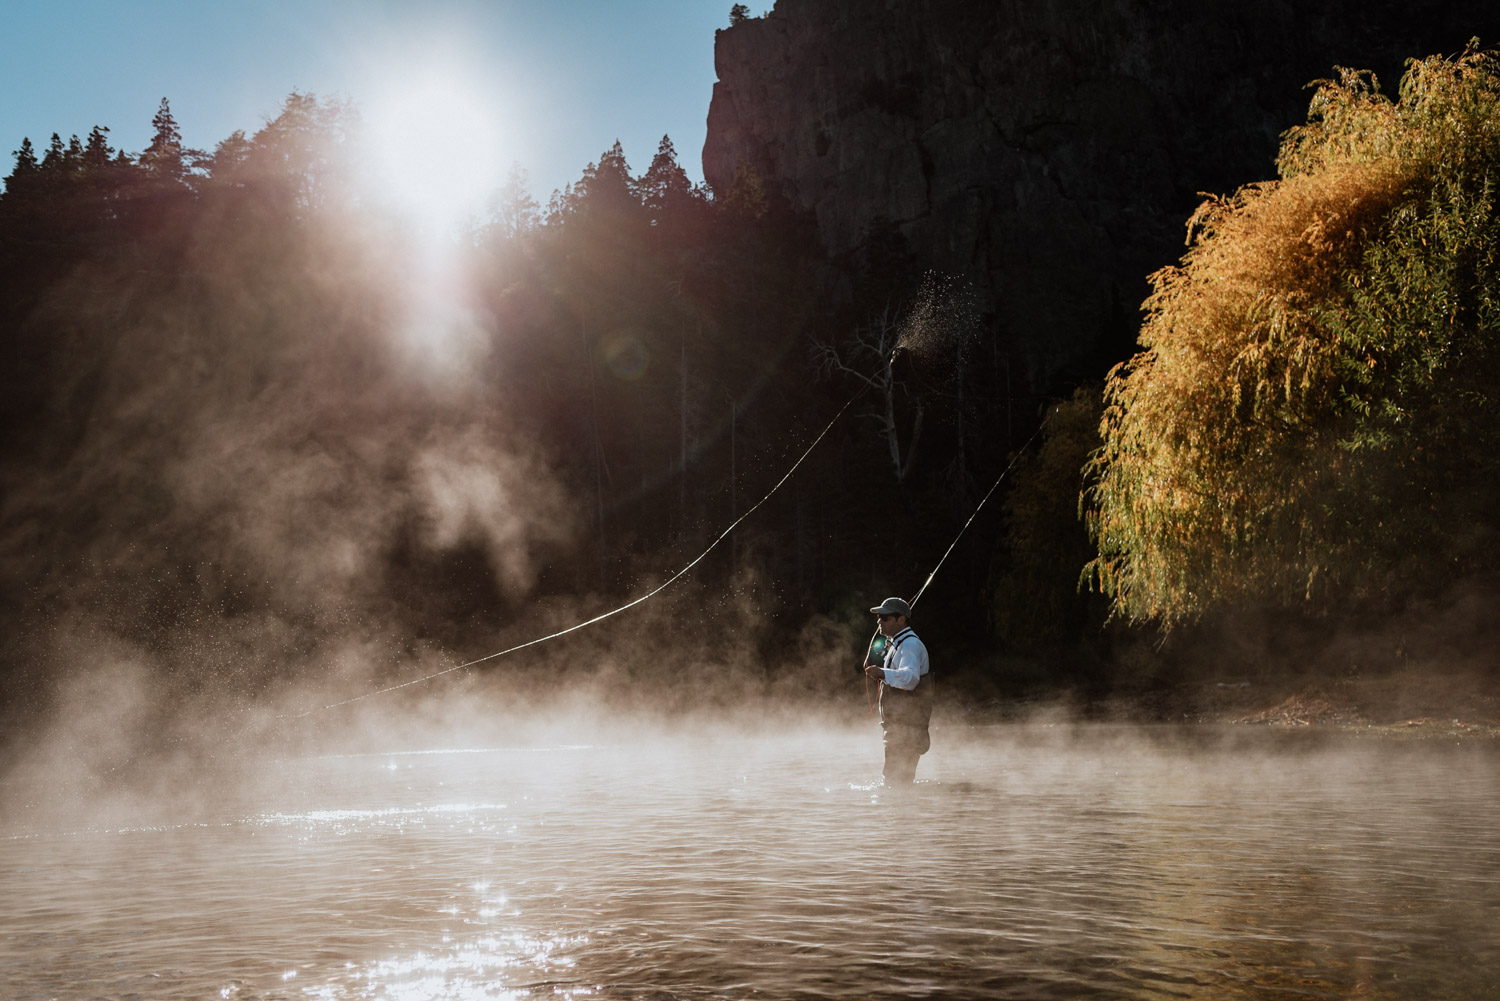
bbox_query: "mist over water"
[4,82,1499,1001]
[3,718,1497,1001]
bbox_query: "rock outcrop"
[704,0,1497,386]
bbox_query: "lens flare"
[600,332,649,381]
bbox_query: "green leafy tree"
[729,4,751,25]
[1086,44,1500,624]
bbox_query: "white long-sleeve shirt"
[879,627,929,690]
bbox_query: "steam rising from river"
[6,720,1497,1000]
[1,145,1493,866]
[0,179,862,829]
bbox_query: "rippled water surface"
[3,725,1498,1000]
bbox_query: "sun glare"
[364,75,505,232]
[359,69,507,365]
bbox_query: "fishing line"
[859,423,1043,713]
[908,424,1042,612]
[282,301,1033,721]
[279,383,871,719]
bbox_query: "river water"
[2,723,1497,1000]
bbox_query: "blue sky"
[1,0,732,201]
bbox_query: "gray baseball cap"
[869,597,912,618]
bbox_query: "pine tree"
[490,163,540,239]
[64,135,84,173]
[206,129,252,183]
[575,140,638,218]
[10,137,38,172]
[639,134,695,226]
[242,92,356,212]
[545,182,574,226]
[82,126,113,170]
[5,138,40,194]
[40,133,65,174]
[140,97,186,183]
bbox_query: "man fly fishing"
[863,597,933,784]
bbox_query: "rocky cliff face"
[703,0,1496,386]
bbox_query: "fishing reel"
[859,632,890,673]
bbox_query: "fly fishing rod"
[856,423,1042,691]
[280,308,1037,721]
[286,336,915,720]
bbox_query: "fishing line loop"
[280,382,872,718]
[282,328,1037,720]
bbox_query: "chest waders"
[878,632,933,783]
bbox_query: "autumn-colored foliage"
[1087,44,1500,623]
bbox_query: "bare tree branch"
[811,302,922,482]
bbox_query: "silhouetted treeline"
[0,94,1055,726]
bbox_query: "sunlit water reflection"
[3,726,1497,1000]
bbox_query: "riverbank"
[962,666,1500,740]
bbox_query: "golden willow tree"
[1086,45,1500,624]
